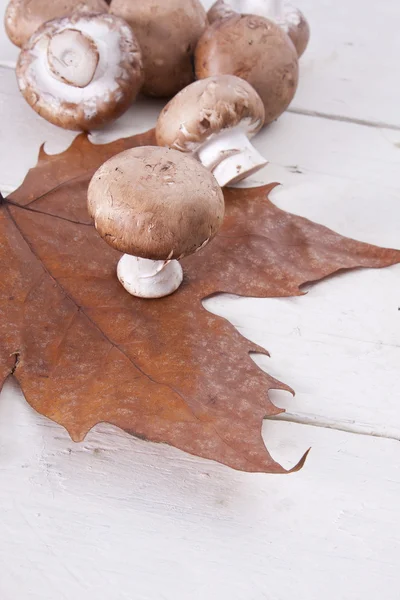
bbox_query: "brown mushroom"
[109,0,207,98]
[16,12,143,131]
[208,0,236,23]
[4,0,109,48]
[88,146,225,298]
[207,0,310,57]
[156,75,267,187]
[195,14,299,124]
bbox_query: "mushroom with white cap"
[4,0,109,48]
[87,146,225,299]
[16,12,143,131]
[195,14,299,125]
[207,0,310,57]
[156,75,267,188]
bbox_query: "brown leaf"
[1,130,399,473]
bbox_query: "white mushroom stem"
[197,129,268,187]
[228,0,285,20]
[47,28,99,88]
[117,254,183,299]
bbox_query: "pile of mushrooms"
[6,0,209,128]
[5,0,310,131]
[5,0,309,133]
[3,0,312,297]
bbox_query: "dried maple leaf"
[1,129,399,473]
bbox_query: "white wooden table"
[1,1,399,598]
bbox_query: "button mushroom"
[4,0,109,48]
[87,146,225,298]
[109,0,207,97]
[156,75,267,187]
[207,0,310,57]
[195,14,299,125]
[16,12,143,131]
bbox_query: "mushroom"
[109,0,207,98]
[207,0,310,57]
[16,12,144,131]
[4,0,109,48]
[195,14,299,125]
[156,75,267,187]
[87,146,225,298]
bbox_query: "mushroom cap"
[207,0,310,57]
[208,0,236,24]
[283,5,310,57]
[16,12,143,131]
[87,146,225,260]
[4,0,108,48]
[110,0,207,98]
[195,15,299,124]
[156,75,265,152]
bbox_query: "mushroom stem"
[230,0,284,20]
[47,28,99,88]
[197,129,268,187]
[117,255,183,299]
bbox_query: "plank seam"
[287,107,400,132]
[0,60,16,69]
[268,412,400,442]
[1,63,400,130]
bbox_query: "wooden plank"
[0,1,17,68]
[0,68,77,192]
[1,378,400,600]
[293,0,400,128]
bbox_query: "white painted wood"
[0,68,77,192]
[292,0,400,128]
[0,0,18,68]
[1,378,400,600]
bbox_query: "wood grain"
[1,377,400,600]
